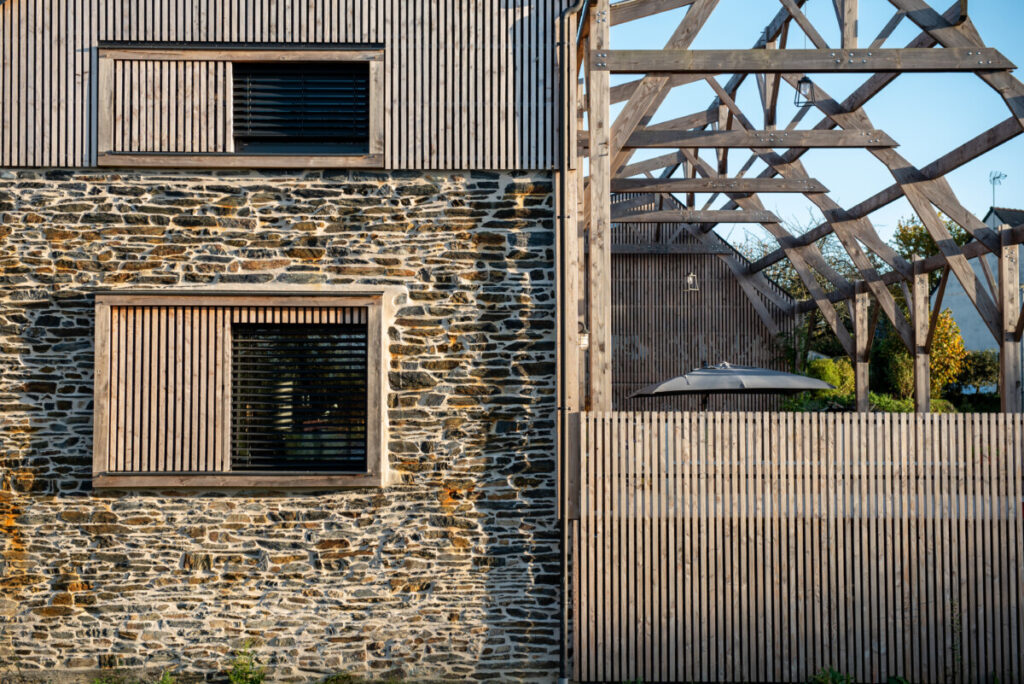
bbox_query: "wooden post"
[840,0,857,49]
[1000,224,1022,412]
[588,0,612,411]
[853,284,870,412]
[913,257,930,413]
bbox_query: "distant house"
[932,206,1024,352]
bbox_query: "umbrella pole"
[702,393,709,411]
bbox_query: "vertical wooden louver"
[109,59,233,154]
[93,293,385,488]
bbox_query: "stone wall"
[0,169,557,681]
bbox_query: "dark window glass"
[231,323,368,471]
[233,61,370,154]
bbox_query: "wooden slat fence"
[572,411,1024,683]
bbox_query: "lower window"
[92,292,385,488]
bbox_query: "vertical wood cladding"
[611,222,796,412]
[0,0,566,169]
[0,0,99,167]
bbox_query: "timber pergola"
[570,0,1024,413]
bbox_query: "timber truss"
[567,0,1024,412]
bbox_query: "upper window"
[91,292,386,488]
[233,62,371,155]
[96,48,383,168]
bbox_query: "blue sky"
[609,0,1024,250]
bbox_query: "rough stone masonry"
[0,169,558,680]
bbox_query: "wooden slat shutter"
[99,304,232,473]
[108,59,232,154]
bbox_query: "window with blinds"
[92,293,385,488]
[233,61,371,154]
[232,322,368,472]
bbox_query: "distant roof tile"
[986,206,1024,227]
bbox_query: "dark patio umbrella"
[630,362,834,399]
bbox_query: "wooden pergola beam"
[698,76,915,347]
[913,259,931,412]
[611,0,696,25]
[840,0,858,48]
[853,285,870,412]
[610,209,782,223]
[610,73,704,104]
[598,47,1014,73]
[888,0,1024,125]
[611,177,828,193]
[607,0,720,177]
[608,242,731,254]
[616,150,690,178]
[792,223,1024,313]
[779,0,830,49]
[925,266,951,352]
[1000,224,1022,411]
[588,0,612,411]
[624,128,897,149]
[772,70,1004,340]
[747,116,1023,274]
[674,149,857,354]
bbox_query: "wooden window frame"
[92,291,387,489]
[96,48,385,168]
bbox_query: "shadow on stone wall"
[0,169,559,681]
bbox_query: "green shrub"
[227,643,265,684]
[810,668,855,684]
[886,350,915,399]
[91,673,175,684]
[869,392,912,412]
[806,357,855,395]
[949,391,1000,413]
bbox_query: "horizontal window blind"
[232,321,368,472]
[232,61,370,152]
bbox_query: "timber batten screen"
[96,48,385,168]
[92,293,385,488]
[570,411,1024,683]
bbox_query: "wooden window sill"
[93,472,384,489]
[96,152,384,169]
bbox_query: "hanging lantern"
[684,272,699,292]
[793,76,815,108]
[578,322,590,351]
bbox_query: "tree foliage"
[740,224,860,366]
[890,214,970,290]
[876,309,967,398]
[956,349,999,394]
[928,310,968,394]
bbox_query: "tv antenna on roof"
[990,170,1007,207]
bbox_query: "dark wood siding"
[612,223,796,412]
